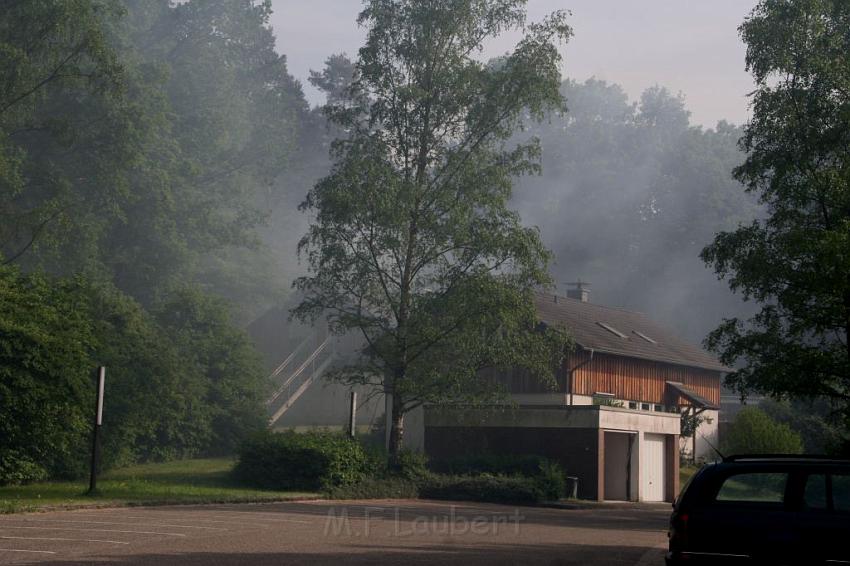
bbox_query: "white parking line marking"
[80,514,301,525]
[65,509,315,524]
[158,512,313,524]
[0,548,57,554]
[1,526,187,537]
[1,535,128,545]
[188,516,311,524]
[12,519,225,531]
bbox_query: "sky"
[270,0,758,129]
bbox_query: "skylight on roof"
[633,330,657,344]
[597,322,628,339]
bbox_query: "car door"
[825,473,850,564]
[797,470,850,565]
[796,471,831,564]
[689,469,797,562]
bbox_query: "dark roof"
[534,292,730,373]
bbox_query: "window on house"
[597,322,628,338]
[628,401,637,410]
[632,330,657,344]
[641,403,650,411]
[654,404,664,412]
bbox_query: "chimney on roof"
[566,279,590,303]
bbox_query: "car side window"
[715,472,788,504]
[833,474,850,513]
[803,474,829,510]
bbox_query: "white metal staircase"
[265,329,336,427]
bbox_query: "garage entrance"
[603,431,635,501]
[641,433,667,502]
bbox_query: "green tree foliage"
[1,1,306,480]
[0,265,268,483]
[101,0,309,306]
[701,0,850,427]
[0,266,94,483]
[295,0,572,457]
[760,398,847,455]
[722,406,804,455]
[90,283,267,468]
[86,285,212,468]
[2,0,311,311]
[0,0,132,267]
[153,289,267,455]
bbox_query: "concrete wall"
[425,426,602,500]
[425,405,680,433]
[679,409,719,462]
[273,378,385,432]
[405,406,425,452]
[598,406,681,435]
[425,406,681,502]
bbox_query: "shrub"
[234,431,369,491]
[533,460,566,501]
[424,453,566,502]
[429,453,551,477]
[393,449,430,481]
[0,452,49,486]
[0,267,94,485]
[722,406,804,455]
[420,474,541,504]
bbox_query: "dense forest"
[0,0,321,483]
[0,0,785,483]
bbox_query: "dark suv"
[667,455,850,565]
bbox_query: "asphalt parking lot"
[0,500,670,565]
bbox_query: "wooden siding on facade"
[567,350,721,407]
[488,349,722,407]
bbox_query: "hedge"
[234,431,369,491]
[429,453,552,477]
[420,474,541,504]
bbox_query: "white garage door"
[641,434,667,502]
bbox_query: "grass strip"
[0,458,320,514]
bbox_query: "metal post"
[348,391,357,438]
[384,391,392,451]
[88,366,106,494]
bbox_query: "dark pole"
[348,391,357,438]
[88,366,106,494]
[384,390,392,450]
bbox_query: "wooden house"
[424,288,727,502]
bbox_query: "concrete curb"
[539,499,672,511]
[1,494,325,515]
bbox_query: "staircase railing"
[266,328,337,426]
[267,335,330,406]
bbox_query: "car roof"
[722,454,850,465]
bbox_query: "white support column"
[629,433,640,501]
[636,432,645,502]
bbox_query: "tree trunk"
[388,394,405,460]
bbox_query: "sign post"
[88,366,106,494]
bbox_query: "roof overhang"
[666,381,720,410]
[570,342,731,373]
